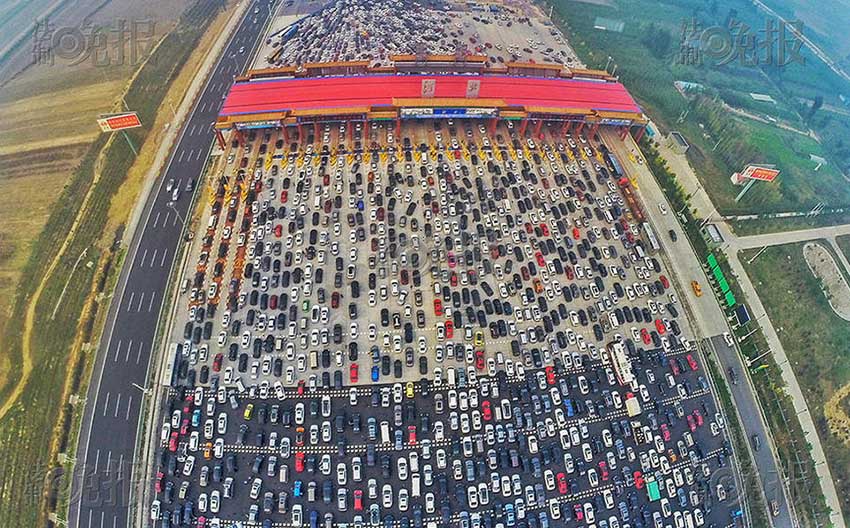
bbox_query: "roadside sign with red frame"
[740,165,779,182]
[97,112,142,132]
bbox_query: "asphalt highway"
[707,336,793,527]
[67,4,275,528]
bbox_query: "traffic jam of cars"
[152,118,740,528]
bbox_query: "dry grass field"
[0,0,189,388]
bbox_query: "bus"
[642,222,660,253]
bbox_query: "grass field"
[0,0,228,523]
[549,0,850,215]
[743,242,850,523]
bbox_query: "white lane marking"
[160,248,168,267]
[196,149,202,161]
[138,249,148,266]
[102,392,110,416]
[126,292,135,311]
[124,342,131,363]
[152,211,161,228]
[112,340,122,362]
[125,396,133,421]
[149,248,158,267]
[92,449,100,473]
[177,149,185,163]
[99,510,104,528]
[136,292,145,312]
[113,393,121,418]
[173,213,180,226]
[136,341,144,364]
[86,509,92,528]
[148,291,156,312]
[162,211,171,226]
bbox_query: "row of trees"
[690,95,766,169]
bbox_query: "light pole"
[168,202,186,226]
[131,382,152,396]
[747,246,769,264]
[699,205,717,228]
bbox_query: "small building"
[666,131,689,155]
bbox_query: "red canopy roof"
[219,74,641,116]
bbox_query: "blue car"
[371,365,380,382]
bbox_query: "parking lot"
[152,118,742,528]
[257,0,582,69]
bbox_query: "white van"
[380,420,391,444]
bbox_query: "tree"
[807,95,823,122]
[641,23,673,59]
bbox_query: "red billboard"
[740,165,780,182]
[97,112,142,132]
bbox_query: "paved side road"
[616,128,847,527]
[724,246,845,528]
[599,129,792,527]
[67,4,274,528]
[724,223,850,251]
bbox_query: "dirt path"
[0,133,115,421]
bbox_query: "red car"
[155,471,164,493]
[693,409,704,427]
[295,452,305,472]
[475,350,485,371]
[659,274,670,289]
[433,299,443,317]
[274,224,283,237]
[332,292,340,309]
[686,354,699,371]
[169,432,179,452]
[535,252,545,267]
[686,415,696,432]
[297,380,305,395]
[640,328,651,345]
[573,504,584,521]
[572,227,581,240]
[450,272,458,287]
[354,490,364,511]
[280,190,288,203]
[669,358,681,376]
[655,319,667,335]
[350,363,359,383]
[481,400,492,421]
[660,423,671,441]
[599,461,609,481]
[557,473,568,495]
[408,425,417,444]
[634,471,645,489]
[447,252,456,268]
[545,366,556,385]
[525,222,533,234]
[445,320,454,339]
[212,353,223,372]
